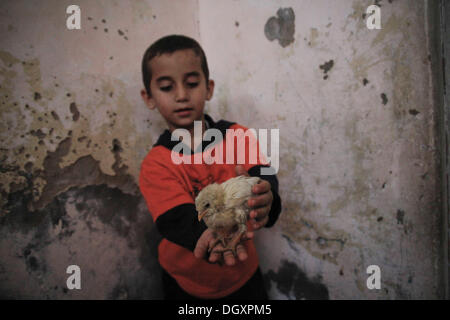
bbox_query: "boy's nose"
[175,86,189,102]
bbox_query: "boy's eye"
[160,85,172,92]
[187,82,199,88]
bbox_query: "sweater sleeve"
[139,151,207,251]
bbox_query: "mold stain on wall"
[264,7,296,48]
[0,183,161,299]
[279,201,350,265]
[0,50,152,215]
[0,47,161,298]
[264,259,329,300]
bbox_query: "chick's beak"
[198,209,208,221]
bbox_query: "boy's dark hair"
[141,35,210,95]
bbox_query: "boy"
[139,35,282,300]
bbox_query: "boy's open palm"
[193,228,254,266]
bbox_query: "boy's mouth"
[175,107,193,113]
[174,107,194,116]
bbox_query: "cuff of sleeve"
[247,165,282,229]
[155,203,208,252]
[265,189,281,228]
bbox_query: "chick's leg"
[224,224,247,256]
[207,231,227,253]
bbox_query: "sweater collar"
[154,114,235,153]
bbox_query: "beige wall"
[0,0,200,299]
[0,0,444,299]
[200,0,442,299]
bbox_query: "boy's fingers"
[252,180,271,194]
[249,195,272,209]
[223,250,236,266]
[249,189,273,207]
[250,207,270,220]
[252,215,269,230]
[209,241,226,263]
[243,231,254,241]
[206,231,254,264]
[193,237,208,258]
[235,244,248,261]
[194,230,215,259]
[208,249,222,263]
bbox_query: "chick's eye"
[205,203,210,208]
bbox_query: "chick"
[195,175,261,255]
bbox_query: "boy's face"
[141,49,214,132]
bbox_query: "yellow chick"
[195,175,261,255]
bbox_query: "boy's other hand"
[194,229,254,266]
[235,165,272,230]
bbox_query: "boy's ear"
[140,89,156,110]
[206,79,215,101]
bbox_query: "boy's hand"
[194,165,273,264]
[235,165,273,230]
[193,229,254,266]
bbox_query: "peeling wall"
[200,0,443,299]
[0,0,445,299]
[0,0,199,299]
